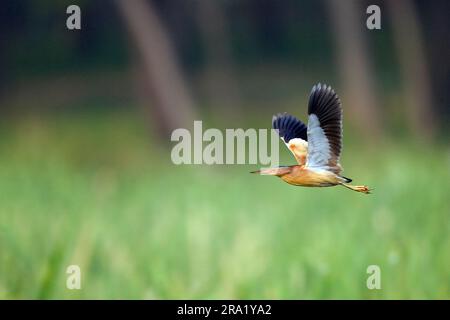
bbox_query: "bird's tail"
[340,183,371,194]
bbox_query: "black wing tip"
[310,82,336,97]
[308,82,341,115]
[272,113,307,142]
[272,112,288,127]
[272,112,291,131]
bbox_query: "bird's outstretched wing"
[305,84,343,174]
[272,113,308,165]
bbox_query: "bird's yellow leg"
[340,183,371,194]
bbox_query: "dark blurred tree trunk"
[115,0,196,139]
[426,0,450,128]
[195,0,241,116]
[387,0,436,141]
[326,0,382,138]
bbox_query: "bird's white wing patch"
[305,114,331,168]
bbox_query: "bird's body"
[253,83,370,194]
[281,166,344,187]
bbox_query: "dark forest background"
[1,0,449,139]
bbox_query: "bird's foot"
[341,183,372,194]
[353,185,371,194]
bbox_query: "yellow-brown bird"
[252,83,370,194]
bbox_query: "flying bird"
[252,83,370,194]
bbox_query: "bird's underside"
[253,83,370,194]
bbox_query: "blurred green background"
[0,0,449,299]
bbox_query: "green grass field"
[0,113,449,299]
